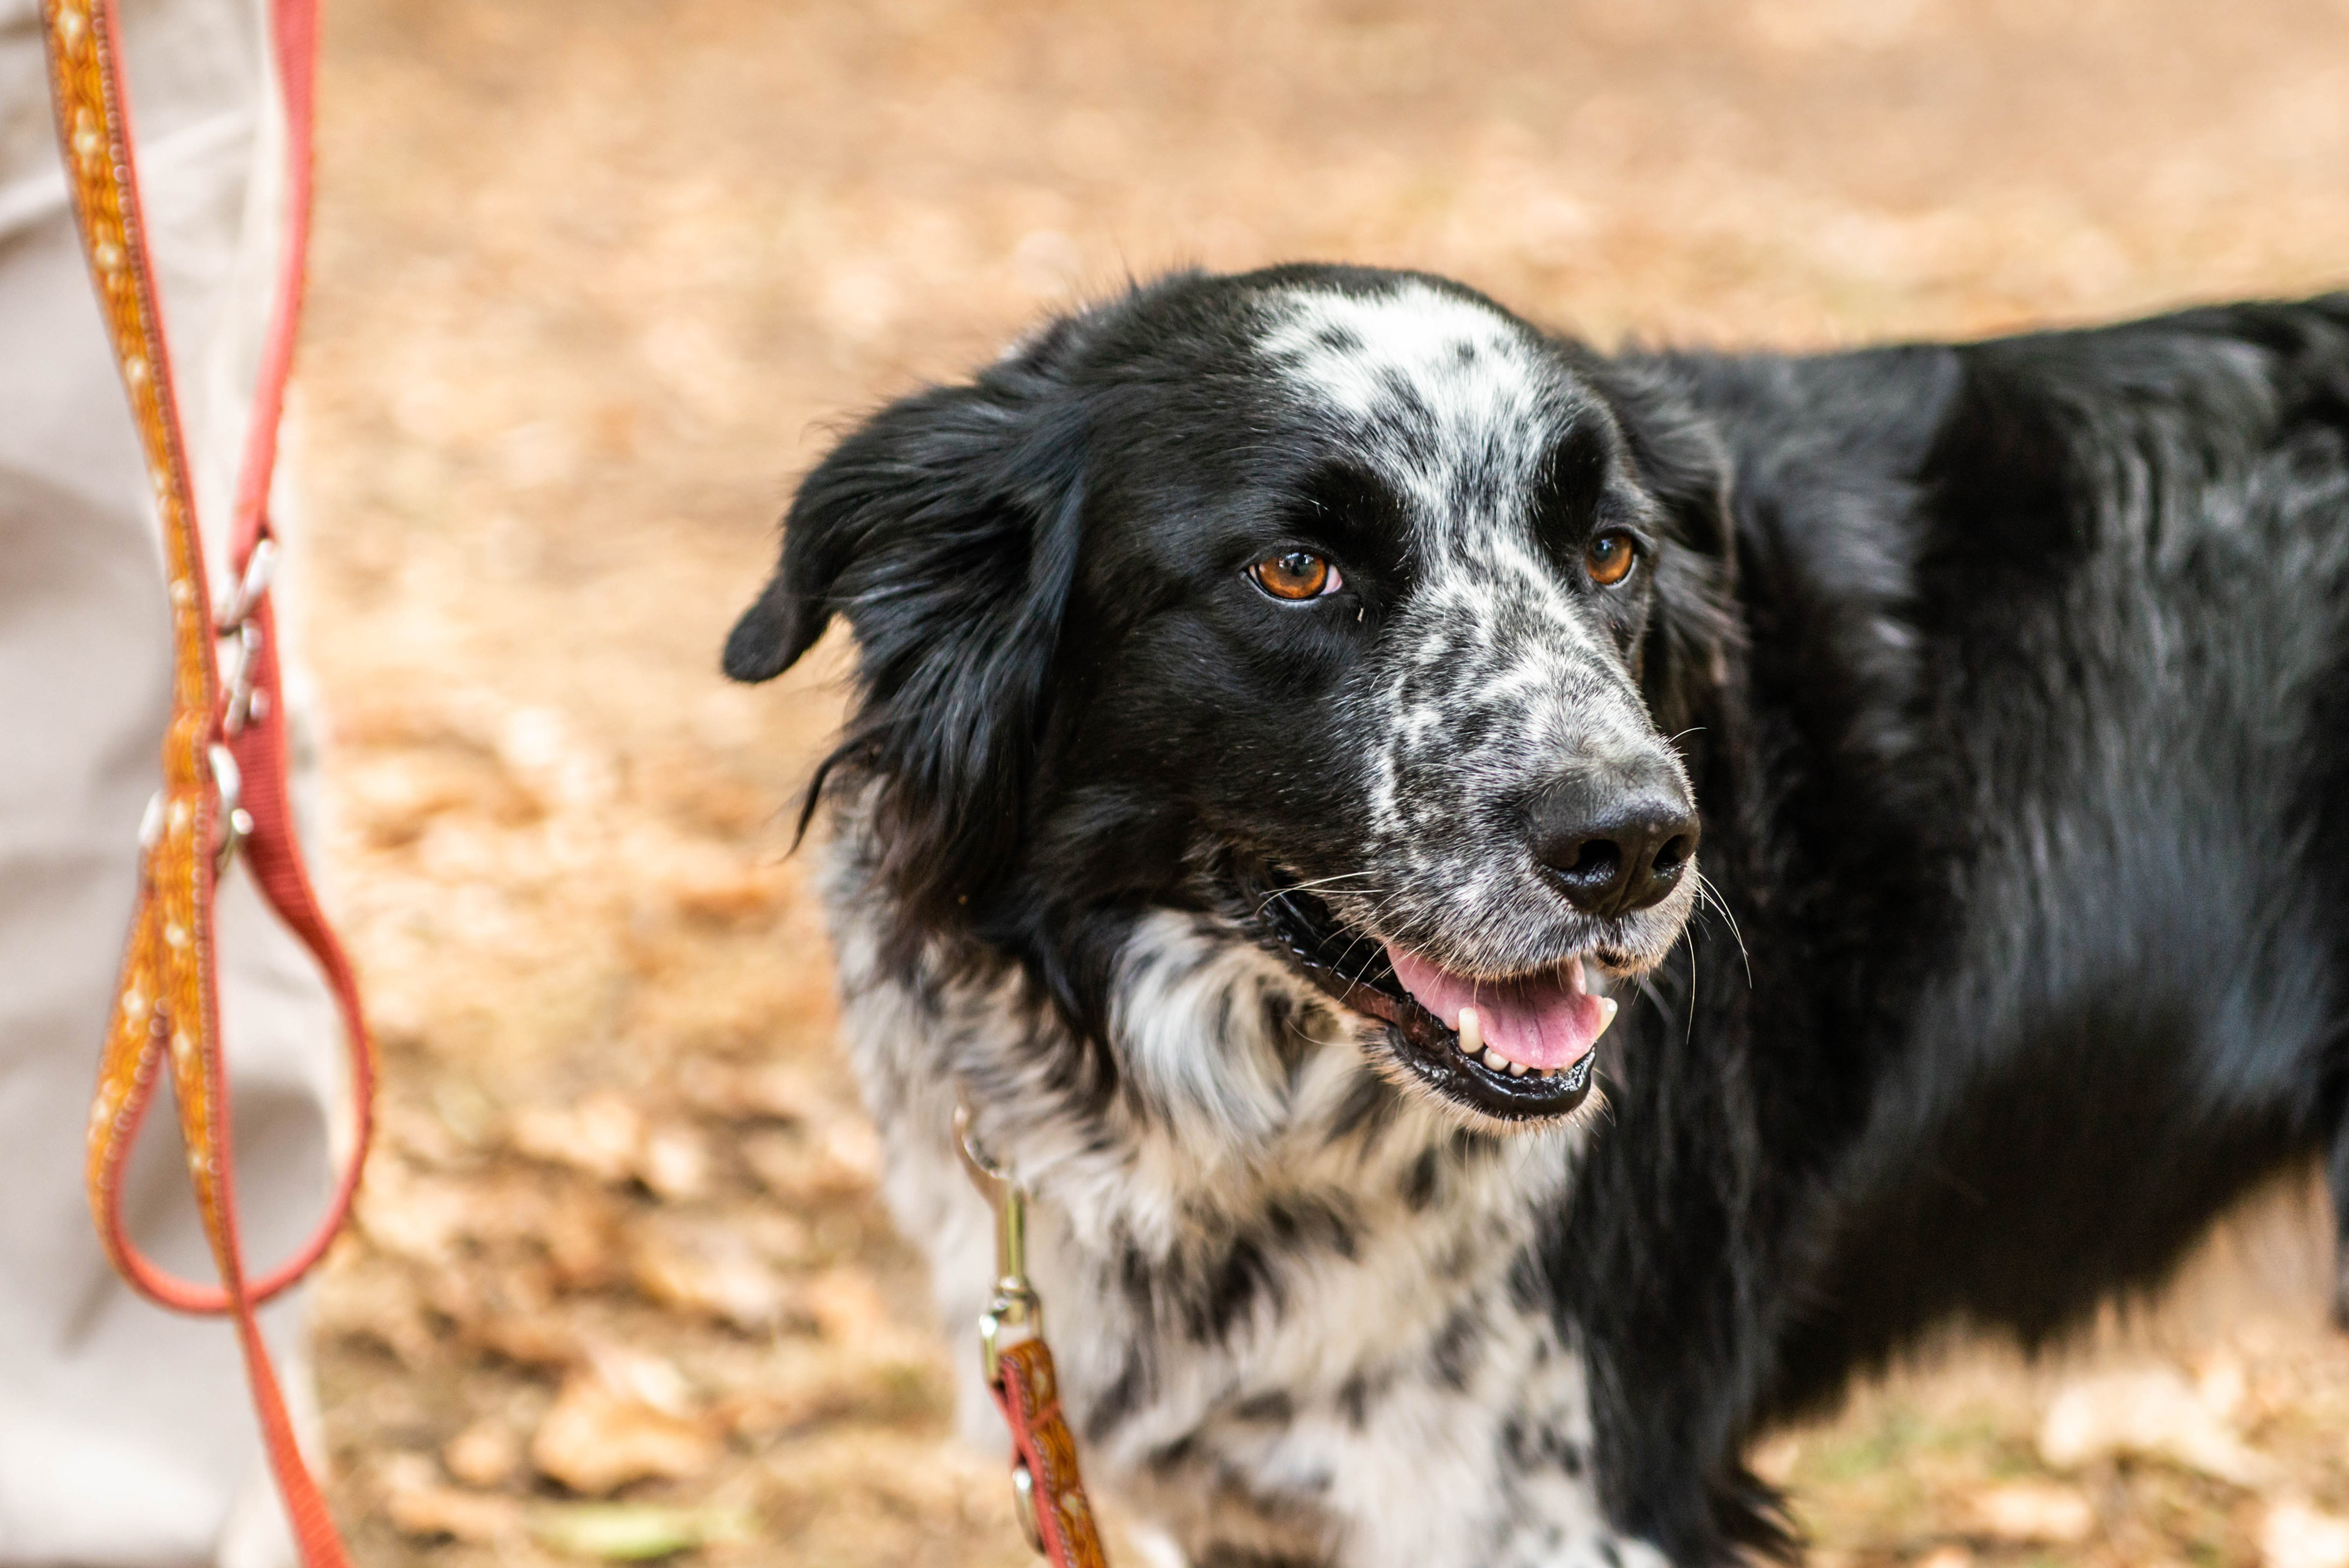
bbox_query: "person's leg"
[0,1,340,1563]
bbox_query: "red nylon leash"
[42,1,372,1563]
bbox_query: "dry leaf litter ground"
[290,2,2349,1563]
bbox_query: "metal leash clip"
[214,538,275,738]
[955,1089,1048,1554]
[198,540,275,876]
[133,745,253,878]
[208,743,252,874]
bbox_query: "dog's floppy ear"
[1595,362,1742,743]
[724,343,1088,933]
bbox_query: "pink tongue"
[1382,946,1605,1069]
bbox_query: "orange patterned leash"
[42,2,371,1565]
[992,1341,1111,1568]
[957,1098,1113,1568]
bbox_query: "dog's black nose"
[1529,760,1700,918]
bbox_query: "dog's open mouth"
[1252,881,1609,1122]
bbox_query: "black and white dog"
[723,265,2349,1567]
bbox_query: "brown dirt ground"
[294,2,2349,1564]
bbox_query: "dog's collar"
[954,1087,1112,1567]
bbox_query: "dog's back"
[1613,292,2349,1453]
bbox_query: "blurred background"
[295,1,2349,1563]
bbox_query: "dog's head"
[727,265,1736,1128]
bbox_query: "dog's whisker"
[1691,870,1752,988]
[1633,971,1674,1027]
[1258,869,1386,902]
[1323,889,1411,977]
[1678,923,1700,1049]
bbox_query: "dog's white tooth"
[1458,1005,1483,1056]
[1507,1060,1527,1077]
[1482,1047,1507,1071]
[1593,996,1620,1042]
[1567,957,1587,995]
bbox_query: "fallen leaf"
[495,704,614,809]
[711,1333,951,1439]
[632,1223,795,1330]
[383,1458,524,1545]
[2266,1499,2349,1568]
[430,1076,501,1148]
[1971,1479,2094,1544]
[355,1158,474,1265]
[426,1255,562,1346]
[541,1193,625,1290]
[665,864,780,926]
[512,1092,646,1185]
[639,1122,712,1201]
[2038,1364,2272,1486]
[680,1059,829,1124]
[381,1098,470,1166]
[389,1486,523,1544]
[801,1267,891,1345]
[444,1417,522,1488]
[531,1502,756,1560]
[733,1210,814,1266]
[584,1344,699,1415]
[532,1371,720,1495]
[816,1120,883,1189]
[376,1452,438,1494]
[308,1261,437,1367]
[469,1303,581,1368]
[741,1121,882,1204]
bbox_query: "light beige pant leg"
[0,2,339,1564]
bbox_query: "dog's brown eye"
[1585,531,1637,587]
[1250,550,1339,601]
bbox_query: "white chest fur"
[822,840,1665,1568]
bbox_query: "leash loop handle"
[42,1,369,1563]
